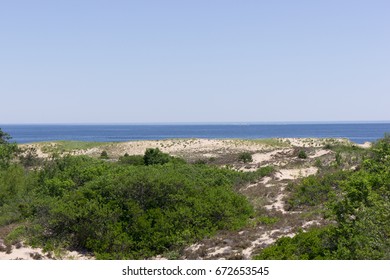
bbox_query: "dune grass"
[39,141,113,153]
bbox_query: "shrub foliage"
[255,135,390,260]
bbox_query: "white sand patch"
[187,243,202,252]
[252,151,279,164]
[0,245,45,260]
[302,220,322,229]
[357,142,372,149]
[0,242,93,260]
[237,165,258,172]
[260,176,272,185]
[202,153,217,158]
[207,246,231,257]
[275,167,318,180]
[243,182,259,191]
[252,149,293,164]
[265,192,286,213]
[309,149,331,158]
[242,232,274,259]
[241,228,297,259]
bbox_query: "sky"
[1,0,389,124]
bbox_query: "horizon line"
[2,120,390,126]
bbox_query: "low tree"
[0,128,18,169]
[143,148,171,165]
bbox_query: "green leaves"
[21,155,255,259]
[256,134,390,260]
[0,128,18,169]
[143,148,171,165]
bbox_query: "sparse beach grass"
[39,141,112,153]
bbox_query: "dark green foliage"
[100,150,109,159]
[0,128,18,169]
[0,164,30,225]
[286,171,350,210]
[143,148,171,165]
[297,150,307,159]
[254,227,335,260]
[238,152,253,163]
[369,133,390,165]
[118,154,144,165]
[7,154,264,259]
[0,128,12,145]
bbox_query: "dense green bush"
[254,227,335,260]
[143,148,171,165]
[297,150,307,159]
[118,154,144,165]
[26,160,256,259]
[286,171,350,210]
[238,152,253,163]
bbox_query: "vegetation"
[143,148,173,165]
[118,153,144,165]
[40,141,110,154]
[297,150,307,159]
[238,152,253,163]
[2,127,390,260]
[0,129,275,259]
[26,157,258,259]
[285,170,351,210]
[0,129,17,168]
[255,135,390,259]
[100,150,109,159]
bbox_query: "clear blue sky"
[1,0,389,124]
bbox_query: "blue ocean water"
[1,123,390,144]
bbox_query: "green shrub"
[254,227,335,260]
[0,128,18,169]
[100,150,109,159]
[118,154,144,165]
[286,171,349,210]
[297,150,307,159]
[21,157,261,259]
[143,148,171,165]
[238,152,253,163]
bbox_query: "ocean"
[1,123,390,144]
